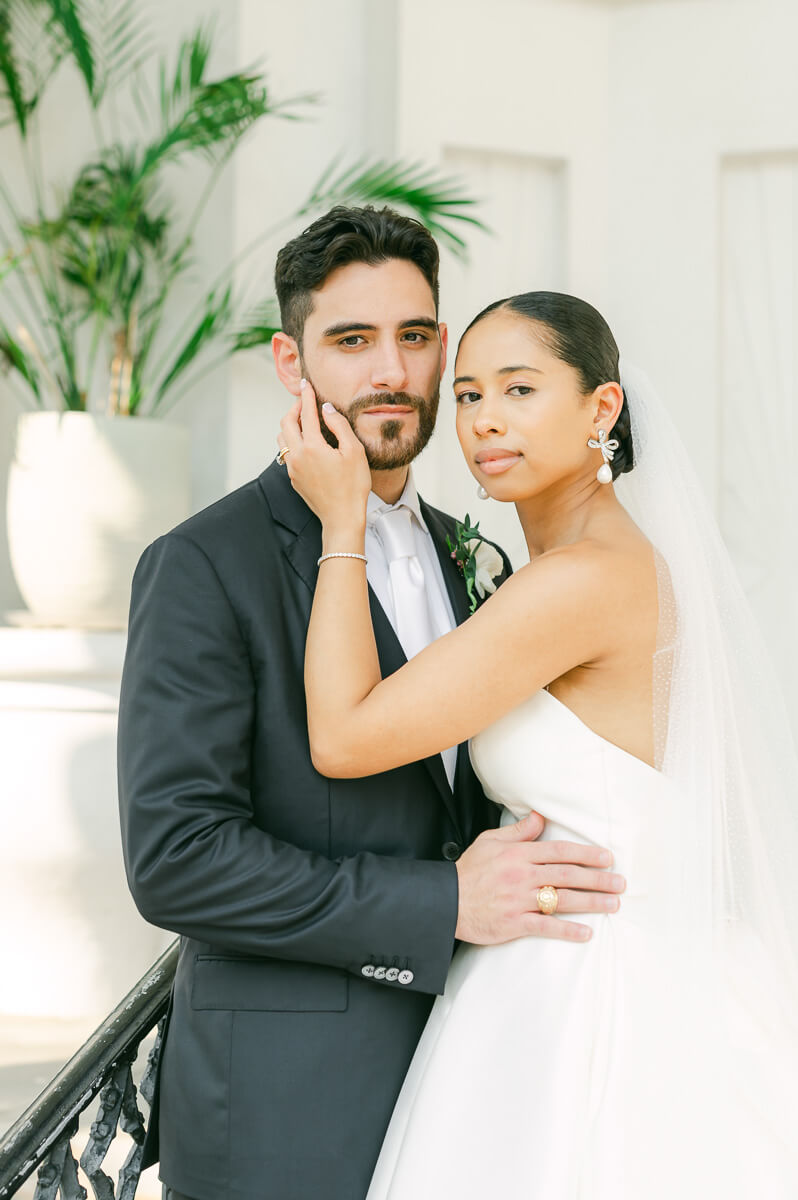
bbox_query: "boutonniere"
[446,514,504,614]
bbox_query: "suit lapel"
[260,464,462,834]
[260,461,321,594]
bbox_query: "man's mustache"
[344,392,428,419]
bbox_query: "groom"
[118,205,624,1200]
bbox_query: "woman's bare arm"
[305,546,619,776]
[282,383,626,779]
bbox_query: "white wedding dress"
[367,688,797,1200]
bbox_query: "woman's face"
[454,311,611,503]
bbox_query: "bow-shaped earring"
[587,427,620,484]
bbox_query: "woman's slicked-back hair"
[274,205,440,351]
[460,291,634,479]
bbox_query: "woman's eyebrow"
[453,364,544,385]
[497,364,544,374]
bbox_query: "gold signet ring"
[537,885,559,915]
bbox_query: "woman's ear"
[272,331,303,396]
[591,382,624,430]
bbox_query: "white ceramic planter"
[7,412,190,628]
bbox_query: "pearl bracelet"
[317,552,368,567]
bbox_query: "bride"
[279,291,798,1197]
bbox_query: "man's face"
[298,259,447,470]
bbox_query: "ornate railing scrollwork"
[0,942,178,1200]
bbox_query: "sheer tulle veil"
[614,363,798,1182]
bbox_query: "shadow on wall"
[0,401,24,614]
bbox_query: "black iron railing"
[0,941,178,1200]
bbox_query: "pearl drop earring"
[587,428,620,485]
[476,484,488,500]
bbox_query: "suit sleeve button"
[397,969,414,985]
[361,964,375,977]
[385,968,399,982]
[442,841,462,861]
[373,967,387,980]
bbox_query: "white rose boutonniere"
[446,515,504,613]
[470,537,504,600]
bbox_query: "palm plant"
[0,0,484,418]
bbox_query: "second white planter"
[7,412,191,628]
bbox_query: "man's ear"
[438,322,448,379]
[272,331,303,396]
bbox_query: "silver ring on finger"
[537,884,559,915]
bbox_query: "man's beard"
[307,382,439,470]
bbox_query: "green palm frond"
[148,72,271,168]
[138,28,312,178]
[0,0,62,134]
[0,2,29,133]
[230,299,280,353]
[24,148,169,322]
[75,0,153,104]
[0,248,17,283]
[47,0,94,98]
[148,284,234,413]
[141,28,260,173]
[169,22,212,102]
[0,319,41,399]
[298,157,488,257]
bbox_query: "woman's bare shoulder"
[512,521,656,594]
[492,521,658,657]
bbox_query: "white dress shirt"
[365,471,458,788]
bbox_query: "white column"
[0,628,172,1020]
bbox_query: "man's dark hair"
[274,205,440,350]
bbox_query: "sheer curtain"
[719,152,798,729]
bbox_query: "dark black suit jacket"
[117,462,509,1200]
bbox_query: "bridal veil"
[614,364,798,1187]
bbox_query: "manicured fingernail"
[322,402,335,412]
[578,927,591,941]
[300,378,307,389]
[599,851,612,867]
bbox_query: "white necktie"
[374,506,436,660]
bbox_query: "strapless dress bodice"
[469,688,673,896]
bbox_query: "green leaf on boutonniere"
[447,513,487,615]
